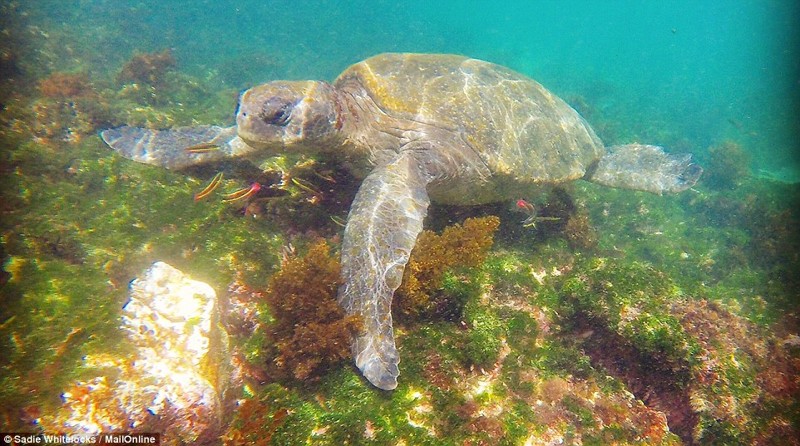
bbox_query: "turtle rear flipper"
[338,152,432,390]
[100,125,255,170]
[587,144,703,194]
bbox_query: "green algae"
[231,238,694,444]
[559,259,698,366]
[1,118,285,427]
[462,301,506,368]
[3,102,798,443]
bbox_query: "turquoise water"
[17,0,800,180]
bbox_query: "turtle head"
[236,80,340,152]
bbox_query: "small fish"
[313,170,337,183]
[516,198,559,228]
[516,198,536,215]
[330,215,347,227]
[223,182,262,203]
[290,177,322,195]
[194,172,224,201]
[184,142,220,153]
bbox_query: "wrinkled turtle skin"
[102,53,702,390]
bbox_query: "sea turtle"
[101,53,702,390]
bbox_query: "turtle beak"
[235,87,285,149]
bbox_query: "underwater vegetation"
[395,215,500,322]
[3,46,232,149]
[542,175,800,445]
[222,392,289,446]
[220,202,787,445]
[254,216,502,384]
[562,212,598,250]
[261,240,361,383]
[241,154,360,237]
[39,72,95,99]
[29,71,110,141]
[116,49,177,87]
[704,140,751,190]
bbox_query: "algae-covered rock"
[557,257,800,445]
[41,262,232,445]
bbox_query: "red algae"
[38,72,95,98]
[222,396,288,446]
[117,49,177,86]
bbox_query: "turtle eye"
[261,98,293,126]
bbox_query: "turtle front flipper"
[339,152,432,390]
[586,143,703,194]
[100,125,256,170]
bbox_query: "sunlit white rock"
[44,262,231,445]
[123,261,221,374]
[121,262,230,442]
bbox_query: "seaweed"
[394,216,500,322]
[117,49,176,87]
[222,393,289,446]
[563,211,598,250]
[261,240,361,383]
[704,140,751,190]
[554,256,800,444]
[242,154,359,237]
[461,300,507,368]
[38,72,94,99]
[32,229,86,265]
[26,71,115,140]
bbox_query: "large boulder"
[42,262,232,445]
